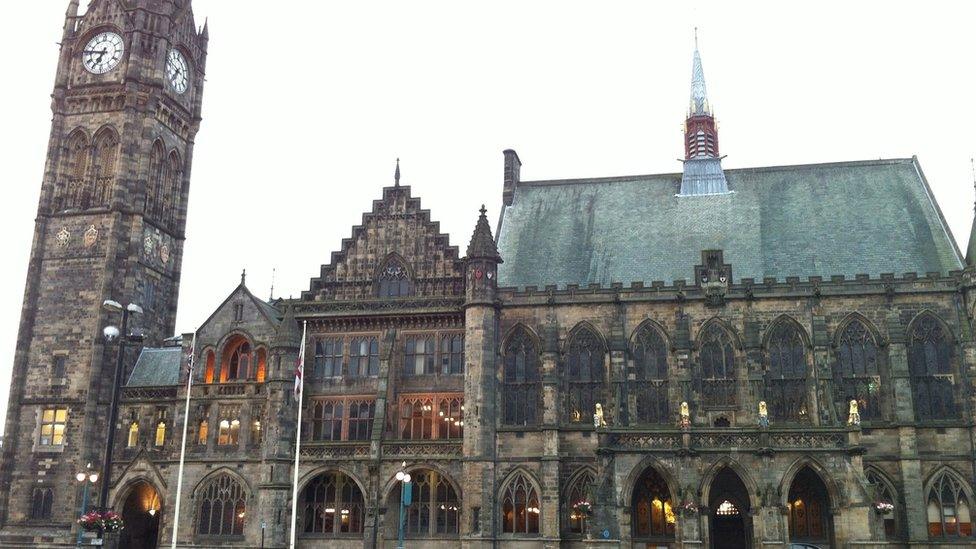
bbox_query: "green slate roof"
[496,158,964,288]
[127,347,181,387]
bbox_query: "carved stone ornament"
[143,234,154,257]
[160,243,171,264]
[83,225,98,248]
[56,227,70,247]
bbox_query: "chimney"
[502,149,521,206]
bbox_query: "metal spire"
[394,158,401,187]
[690,30,711,116]
[269,267,276,301]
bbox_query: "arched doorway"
[631,466,675,543]
[787,467,832,546]
[708,467,751,549]
[118,481,161,549]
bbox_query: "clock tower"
[0,0,207,542]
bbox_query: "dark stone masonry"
[2,2,976,548]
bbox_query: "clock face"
[82,32,124,74]
[166,49,190,94]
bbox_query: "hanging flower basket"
[679,501,698,516]
[873,501,894,515]
[78,511,124,533]
[572,500,593,517]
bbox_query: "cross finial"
[269,267,276,301]
[394,158,401,187]
[240,268,246,285]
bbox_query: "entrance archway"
[631,466,675,542]
[708,467,751,549]
[787,467,832,545]
[118,481,161,549]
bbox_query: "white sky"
[0,1,974,433]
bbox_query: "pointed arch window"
[629,324,669,424]
[502,328,541,426]
[501,473,540,534]
[765,321,809,422]
[300,471,365,536]
[221,339,253,382]
[866,469,899,539]
[155,422,167,447]
[378,258,411,298]
[833,319,881,421]
[166,152,182,227]
[91,129,118,207]
[699,324,736,407]
[394,470,460,536]
[197,420,209,445]
[566,470,595,536]
[145,141,165,218]
[927,471,973,537]
[565,327,606,424]
[30,488,54,520]
[127,422,139,448]
[908,315,957,421]
[632,467,674,538]
[197,474,247,537]
[57,131,89,211]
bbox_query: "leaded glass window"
[908,315,957,421]
[630,324,669,424]
[833,319,882,421]
[566,470,595,535]
[313,338,342,378]
[699,324,736,407]
[565,327,605,423]
[501,473,540,534]
[300,471,364,536]
[632,467,674,539]
[197,474,246,537]
[440,334,464,375]
[502,327,541,426]
[348,337,379,377]
[765,320,808,422]
[927,471,973,538]
[378,259,411,297]
[404,336,436,376]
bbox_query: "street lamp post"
[395,462,412,549]
[98,300,143,512]
[75,463,99,547]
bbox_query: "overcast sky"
[0,1,974,432]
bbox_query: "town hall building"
[2,1,976,548]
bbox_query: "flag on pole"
[171,330,197,549]
[289,320,308,549]
[294,354,303,396]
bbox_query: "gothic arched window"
[908,315,957,421]
[197,420,209,445]
[632,467,674,539]
[765,320,809,422]
[502,327,541,426]
[501,472,540,534]
[833,319,881,421]
[300,471,365,536]
[58,131,89,210]
[203,351,216,384]
[566,470,595,536]
[91,128,118,207]
[699,324,736,407]
[565,326,605,423]
[629,324,669,424]
[222,339,252,382]
[866,469,899,539]
[927,471,973,538]
[377,258,411,298]
[127,422,139,448]
[145,141,165,217]
[30,487,54,520]
[197,475,247,537]
[166,151,182,227]
[393,470,460,536]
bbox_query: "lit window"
[218,419,240,446]
[154,422,166,447]
[197,420,209,445]
[39,408,68,446]
[127,422,139,448]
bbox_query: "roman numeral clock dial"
[82,32,124,74]
[166,49,190,94]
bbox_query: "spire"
[967,158,976,267]
[394,158,401,187]
[201,17,209,41]
[690,28,711,117]
[465,205,501,260]
[273,303,302,348]
[269,267,276,301]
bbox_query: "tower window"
[39,408,68,446]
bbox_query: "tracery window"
[166,152,182,227]
[629,324,669,424]
[91,128,118,207]
[833,319,882,421]
[927,471,973,538]
[765,320,809,422]
[348,337,379,377]
[565,326,606,423]
[866,469,899,539]
[377,258,411,297]
[400,398,433,439]
[144,141,164,217]
[300,471,364,536]
[217,419,240,446]
[309,398,375,441]
[56,131,89,211]
[502,327,541,426]
[127,422,139,448]
[566,470,595,536]
[699,324,736,407]
[501,473,540,534]
[908,315,957,421]
[226,340,251,381]
[197,474,246,537]
[632,467,674,538]
[197,420,208,445]
[398,395,462,440]
[347,400,375,441]
[30,488,54,520]
[404,336,436,376]
[440,334,464,375]
[313,338,342,378]
[437,397,463,440]
[395,470,460,536]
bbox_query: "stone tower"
[0,0,207,542]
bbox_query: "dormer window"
[377,258,411,298]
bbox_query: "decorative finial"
[970,157,976,197]
[269,268,276,301]
[240,268,246,286]
[694,27,698,50]
[479,204,487,216]
[394,158,401,187]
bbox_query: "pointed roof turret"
[394,158,401,187]
[967,159,976,267]
[273,303,301,348]
[689,29,711,117]
[465,205,501,261]
[201,17,209,41]
[679,31,729,196]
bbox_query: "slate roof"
[126,347,181,387]
[496,158,964,289]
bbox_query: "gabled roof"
[496,157,964,289]
[127,347,181,387]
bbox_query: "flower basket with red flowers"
[77,511,124,533]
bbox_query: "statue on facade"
[847,399,861,426]
[679,401,691,430]
[758,400,769,428]
[594,403,607,428]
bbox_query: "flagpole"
[171,330,197,549]
[289,320,308,549]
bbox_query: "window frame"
[402,331,464,377]
[307,396,376,442]
[398,393,463,441]
[500,472,541,536]
[39,407,68,447]
[501,327,541,427]
[196,474,247,538]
